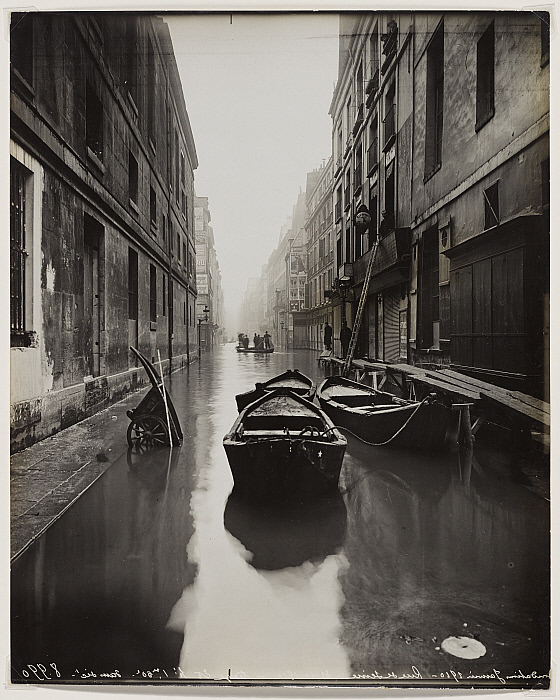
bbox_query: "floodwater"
[11,345,550,687]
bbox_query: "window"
[86,82,104,162]
[177,233,181,260]
[381,19,398,74]
[182,241,186,266]
[483,181,499,229]
[369,186,378,242]
[125,17,137,106]
[368,116,378,173]
[11,12,34,87]
[354,141,362,195]
[425,23,444,177]
[370,27,379,77]
[476,21,495,130]
[150,186,157,227]
[128,248,138,320]
[383,161,395,233]
[175,132,180,201]
[419,226,439,349]
[383,82,396,148]
[10,159,32,346]
[162,272,167,316]
[147,39,156,143]
[356,63,363,108]
[161,213,166,242]
[150,264,157,323]
[128,151,138,205]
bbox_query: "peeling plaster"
[45,261,56,292]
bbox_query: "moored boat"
[223,388,347,504]
[235,369,315,411]
[316,375,450,450]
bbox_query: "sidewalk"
[10,386,150,561]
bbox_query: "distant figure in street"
[237,332,244,347]
[264,331,271,349]
[253,333,258,348]
[243,335,249,349]
[340,320,352,358]
[323,322,332,351]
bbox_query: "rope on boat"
[321,394,435,447]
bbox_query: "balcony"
[383,104,396,149]
[367,138,378,174]
[352,104,364,136]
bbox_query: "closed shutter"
[384,288,400,362]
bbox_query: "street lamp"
[198,305,209,358]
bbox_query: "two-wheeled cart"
[126,347,183,448]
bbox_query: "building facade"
[10,12,199,452]
[292,162,334,351]
[329,11,549,396]
[194,196,225,351]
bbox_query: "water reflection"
[10,345,549,685]
[338,436,549,679]
[224,489,347,571]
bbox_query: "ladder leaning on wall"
[342,236,381,378]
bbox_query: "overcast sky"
[166,12,340,328]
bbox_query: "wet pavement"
[10,345,550,688]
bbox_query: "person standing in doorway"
[340,320,352,358]
[323,322,332,351]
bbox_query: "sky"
[166,12,340,327]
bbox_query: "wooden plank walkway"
[322,357,549,428]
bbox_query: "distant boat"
[235,369,315,411]
[223,388,347,504]
[316,375,450,451]
[236,344,274,354]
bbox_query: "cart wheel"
[127,414,170,448]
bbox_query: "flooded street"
[11,345,549,686]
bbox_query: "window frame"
[475,21,495,132]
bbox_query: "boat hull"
[317,377,449,450]
[224,437,345,504]
[223,389,346,504]
[236,346,274,354]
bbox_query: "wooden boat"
[223,388,347,504]
[236,344,274,354]
[316,375,450,450]
[235,369,315,411]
